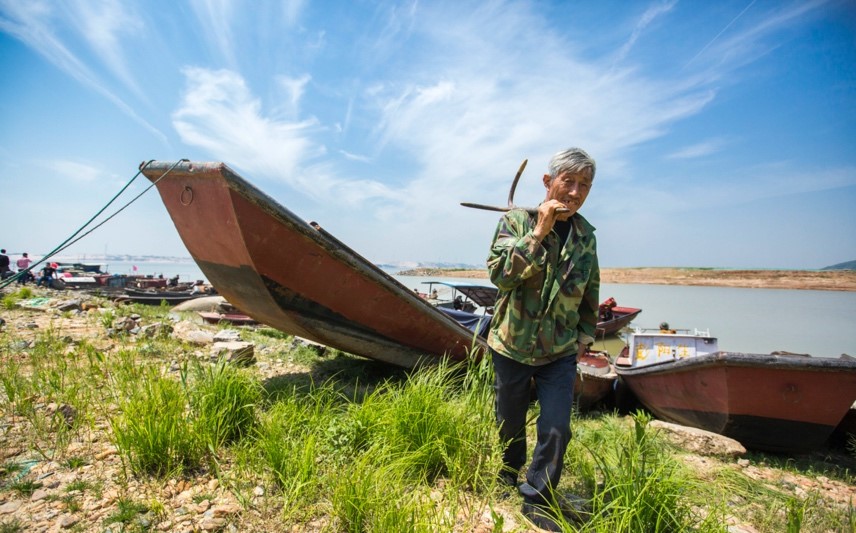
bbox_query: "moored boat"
[198,311,259,326]
[615,328,856,452]
[596,297,642,337]
[575,350,617,411]
[141,161,483,368]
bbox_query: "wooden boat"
[140,161,483,368]
[421,281,498,314]
[596,297,642,337]
[596,306,642,336]
[575,350,617,411]
[421,281,639,338]
[614,328,856,452]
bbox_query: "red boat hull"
[616,352,856,452]
[575,351,616,411]
[141,161,482,368]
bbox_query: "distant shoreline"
[396,267,856,292]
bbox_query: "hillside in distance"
[823,260,856,271]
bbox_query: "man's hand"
[532,199,571,241]
[576,341,587,363]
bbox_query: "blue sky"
[1,0,854,269]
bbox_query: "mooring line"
[0,159,189,290]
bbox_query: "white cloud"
[0,0,166,142]
[665,138,728,159]
[66,0,145,100]
[685,0,829,74]
[275,74,312,116]
[173,67,320,180]
[613,0,678,66]
[45,160,104,183]
[188,0,237,68]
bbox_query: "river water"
[104,261,855,359]
[394,274,856,359]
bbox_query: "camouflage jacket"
[486,209,600,365]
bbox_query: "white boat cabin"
[625,327,719,368]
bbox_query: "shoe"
[553,492,589,524]
[521,502,563,532]
[498,470,518,489]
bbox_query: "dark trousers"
[492,349,575,505]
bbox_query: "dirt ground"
[399,267,856,292]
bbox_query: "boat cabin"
[623,328,719,368]
[420,281,498,315]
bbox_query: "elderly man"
[486,147,599,531]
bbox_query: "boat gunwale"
[614,350,856,376]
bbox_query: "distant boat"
[118,289,206,306]
[421,281,639,339]
[198,311,259,326]
[55,262,106,274]
[595,303,642,337]
[421,280,498,314]
[615,328,856,452]
[141,161,482,368]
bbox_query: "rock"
[213,329,242,342]
[211,503,241,517]
[173,321,215,345]
[211,341,255,366]
[0,500,23,514]
[31,488,50,501]
[252,486,264,497]
[112,316,136,332]
[172,296,226,312]
[141,322,174,338]
[290,336,327,356]
[54,300,82,312]
[56,513,79,528]
[649,420,747,456]
[199,516,227,530]
[95,447,117,460]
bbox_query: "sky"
[1,0,854,270]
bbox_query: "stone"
[211,341,255,366]
[31,488,50,501]
[55,300,82,312]
[211,503,241,517]
[141,322,174,338]
[0,500,23,514]
[200,517,227,530]
[173,321,215,345]
[649,420,747,456]
[57,513,79,528]
[112,316,136,332]
[213,329,242,342]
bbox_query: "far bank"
[395,267,856,292]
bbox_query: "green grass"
[2,298,854,532]
[111,370,204,478]
[0,518,25,533]
[188,359,263,450]
[103,497,149,528]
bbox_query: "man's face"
[543,168,593,217]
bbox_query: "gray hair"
[548,147,596,181]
